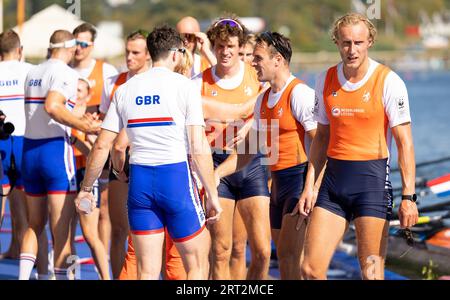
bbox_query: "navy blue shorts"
[127,161,205,242]
[213,152,269,201]
[0,135,24,189]
[270,162,307,229]
[22,137,77,196]
[315,157,393,222]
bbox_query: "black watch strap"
[402,194,417,202]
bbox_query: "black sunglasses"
[260,31,289,61]
[168,47,187,54]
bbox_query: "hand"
[80,113,102,134]
[398,200,419,228]
[291,186,318,217]
[193,32,211,54]
[205,194,222,225]
[74,191,96,215]
[225,120,251,149]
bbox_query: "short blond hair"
[331,13,377,44]
[174,48,193,77]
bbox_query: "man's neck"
[215,61,241,79]
[270,68,291,93]
[50,54,69,65]
[152,61,173,71]
[343,58,370,83]
[73,57,94,69]
[1,54,20,62]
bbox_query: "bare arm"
[45,91,101,134]
[111,128,129,177]
[295,124,329,216]
[75,129,118,213]
[81,129,118,187]
[71,101,87,118]
[392,122,418,228]
[187,125,222,223]
[194,32,217,67]
[215,125,257,180]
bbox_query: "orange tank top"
[260,78,308,171]
[72,128,86,169]
[109,72,128,102]
[87,60,104,107]
[200,56,210,73]
[201,63,261,149]
[323,64,391,161]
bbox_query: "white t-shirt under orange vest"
[314,58,411,161]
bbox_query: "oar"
[392,176,428,196]
[391,155,450,173]
[389,212,450,227]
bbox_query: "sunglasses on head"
[168,47,187,54]
[213,18,243,31]
[76,40,93,49]
[260,31,289,61]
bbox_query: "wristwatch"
[401,194,417,202]
[80,182,93,193]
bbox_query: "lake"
[297,69,450,187]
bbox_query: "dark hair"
[256,31,292,64]
[147,25,183,62]
[73,23,97,42]
[0,29,21,55]
[206,15,247,47]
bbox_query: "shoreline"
[290,50,450,73]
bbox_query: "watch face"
[412,194,417,201]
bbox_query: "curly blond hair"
[331,13,377,44]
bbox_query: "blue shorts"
[22,137,77,196]
[0,135,24,189]
[213,152,269,201]
[128,161,205,242]
[270,162,307,229]
[315,157,393,222]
